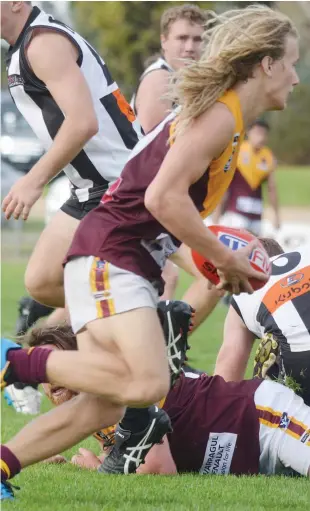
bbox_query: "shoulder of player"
[26,29,78,66]
[138,69,171,94]
[191,102,236,158]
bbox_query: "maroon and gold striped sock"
[0,446,21,482]
[6,347,52,385]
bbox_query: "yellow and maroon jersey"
[66,89,244,285]
[96,373,262,475]
[225,141,275,220]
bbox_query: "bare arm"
[267,170,280,230]
[145,103,235,269]
[26,30,98,185]
[2,30,99,220]
[135,70,172,133]
[214,305,255,380]
[137,435,177,475]
[144,103,268,295]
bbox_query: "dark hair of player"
[26,324,77,351]
[258,237,284,257]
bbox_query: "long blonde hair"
[171,4,297,134]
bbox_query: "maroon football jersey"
[66,90,244,285]
[66,113,209,285]
[225,170,264,221]
[163,373,262,475]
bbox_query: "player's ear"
[12,2,26,13]
[161,33,167,53]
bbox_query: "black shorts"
[60,189,105,220]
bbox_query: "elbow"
[76,115,99,141]
[144,188,165,220]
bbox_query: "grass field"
[1,261,310,510]
[273,166,310,207]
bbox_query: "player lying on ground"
[0,5,299,498]
[0,301,193,497]
[215,240,310,406]
[23,324,310,478]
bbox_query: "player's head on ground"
[26,324,78,405]
[258,237,284,258]
[247,120,270,151]
[1,1,32,45]
[160,4,208,70]
[171,4,299,135]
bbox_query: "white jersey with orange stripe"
[6,6,143,202]
[232,243,310,352]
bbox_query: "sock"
[0,446,21,482]
[119,407,151,434]
[6,347,52,385]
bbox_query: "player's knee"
[124,372,170,407]
[25,264,59,303]
[25,265,45,299]
[83,399,124,433]
[72,395,124,435]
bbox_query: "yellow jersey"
[237,140,275,190]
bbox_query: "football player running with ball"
[1,5,299,501]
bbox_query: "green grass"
[2,261,310,510]
[267,165,310,207]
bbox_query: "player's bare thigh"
[65,257,170,404]
[86,308,169,405]
[25,210,79,307]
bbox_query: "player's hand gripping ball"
[191,225,271,291]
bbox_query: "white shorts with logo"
[64,256,159,333]
[220,212,261,237]
[254,380,310,476]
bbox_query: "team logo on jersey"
[96,260,106,270]
[279,412,290,429]
[8,74,24,88]
[262,265,310,314]
[218,233,248,251]
[280,272,304,288]
[223,133,240,173]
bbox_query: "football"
[191,225,271,291]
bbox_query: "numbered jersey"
[6,6,142,201]
[233,243,310,352]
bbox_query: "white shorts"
[220,212,261,236]
[64,257,159,333]
[254,380,310,476]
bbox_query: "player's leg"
[2,258,170,402]
[254,380,310,477]
[24,209,79,308]
[3,392,123,469]
[160,260,179,301]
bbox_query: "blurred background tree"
[71,1,212,95]
[71,1,309,165]
[1,1,309,165]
